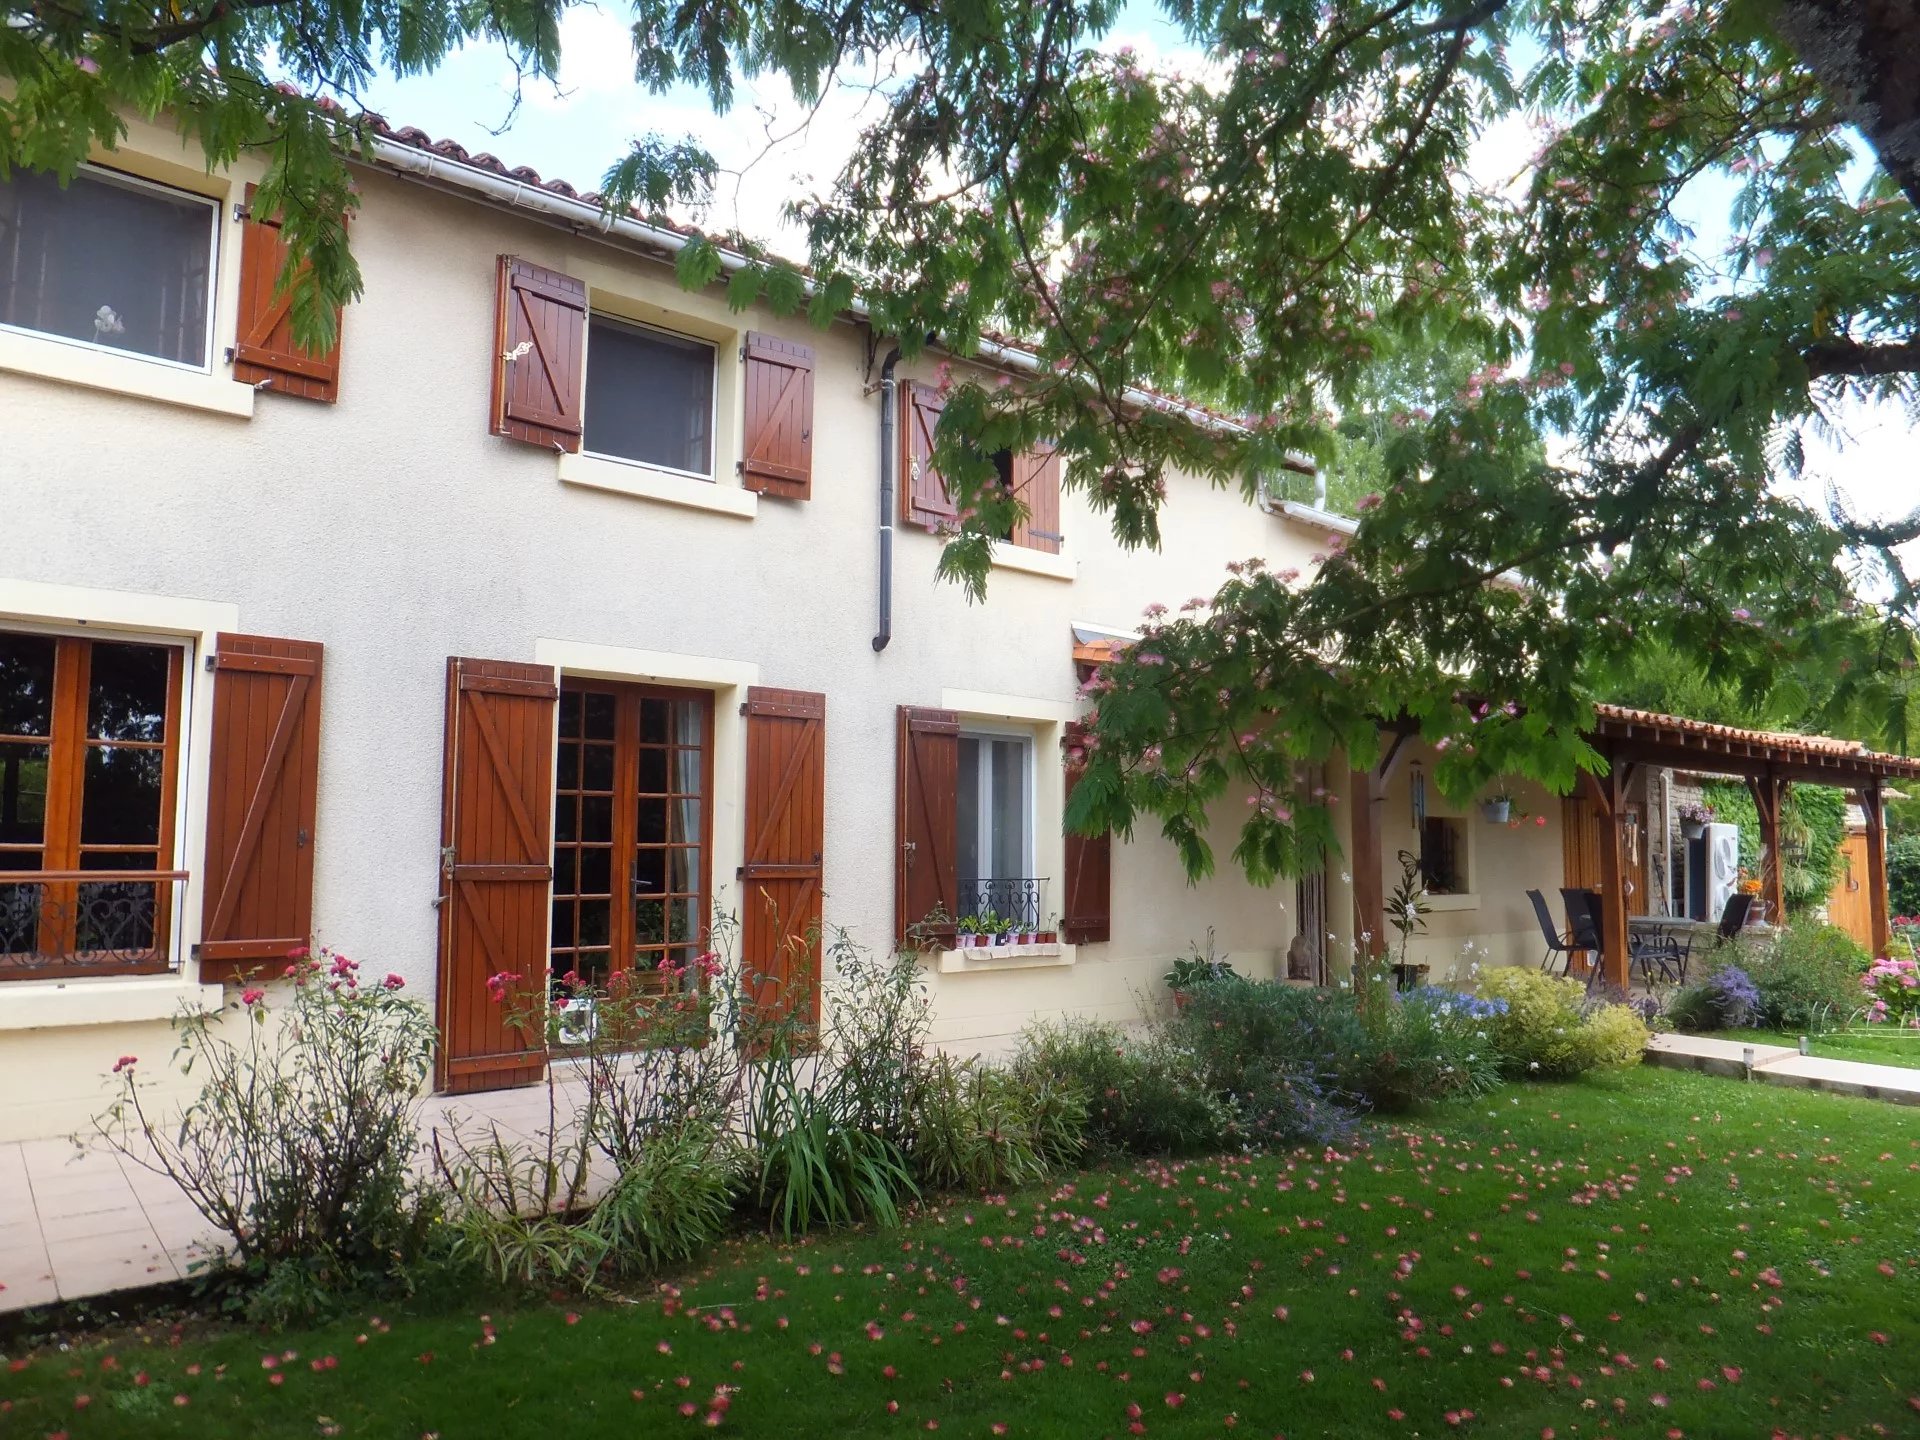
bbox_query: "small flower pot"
[1482,800,1511,824]
[1681,819,1706,840]
[995,931,1015,947]
[970,934,988,948]
[1038,930,1058,945]
[1172,989,1192,1012]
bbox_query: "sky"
[354,3,1915,576]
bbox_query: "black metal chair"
[1714,892,1755,946]
[1528,888,1576,973]
[1561,888,1604,990]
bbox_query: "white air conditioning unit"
[1705,822,1741,922]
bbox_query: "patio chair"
[1713,892,1755,946]
[1561,888,1604,990]
[1528,889,1577,973]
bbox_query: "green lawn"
[1716,1026,1920,1071]
[5,1066,1918,1439]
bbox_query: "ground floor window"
[549,678,713,992]
[956,728,1040,927]
[0,629,183,977]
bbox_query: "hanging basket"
[1482,800,1511,824]
[1681,819,1706,840]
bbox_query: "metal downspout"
[873,347,902,652]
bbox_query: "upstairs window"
[583,314,717,478]
[0,165,217,369]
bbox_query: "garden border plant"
[91,948,441,1321]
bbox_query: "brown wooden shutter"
[436,657,557,1094]
[740,687,826,1025]
[741,332,815,499]
[231,185,342,402]
[901,382,957,529]
[490,255,586,452]
[198,634,324,981]
[896,705,959,945]
[1061,721,1112,944]
[1008,444,1063,553]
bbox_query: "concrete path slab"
[1645,1032,1797,1077]
[1755,1054,1920,1105]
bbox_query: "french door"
[550,678,713,993]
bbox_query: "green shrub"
[910,1054,1087,1192]
[1664,981,1720,1033]
[1890,835,1920,921]
[95,949,441,1323]
[1013,1019,1231,1157]
[1477,968,1649,1077]
[750,1085,918,1238]
[1167,981,1496,1124]
[586,1123,740,1275]
[1740,922,1867,1030]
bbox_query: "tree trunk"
[1771,0,1920,209]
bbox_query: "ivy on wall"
[1697,780,1847,916]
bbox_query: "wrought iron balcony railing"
[0,871,186,977]
[956,876,1050,932]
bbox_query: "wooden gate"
[436,657,556,1094]
[1827,831,1875,952]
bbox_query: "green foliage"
[1169,981,1498,1127]
[1476,968,1650,1078]
[1702,923,1868,1031]
[1889,835,1920,918]
[1012,1019,1231,1158]
[585,1124,740,1276]
[12,0,1920,894]
[93,950,440,1322]
[1699,780,1850,913]
[751,1092,916,1238]
[909,1054,1087,1193]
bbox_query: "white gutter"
[367,135,1312,456]
[1275,500,1359,536]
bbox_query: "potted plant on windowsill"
[1678,800,1715,840]
[1481,791,1513,824]
[957,914,983,949]
[1037,915,1059,945]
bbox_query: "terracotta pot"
[1172,989,1192,1012]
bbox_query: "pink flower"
[240,987,266,1006]
[382,973,406,991]
[112,1055,137,1074]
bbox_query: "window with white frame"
[583,313,717,478]
[0,165,217,369]
[956,730,1038,927]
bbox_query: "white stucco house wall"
[0,111,1576,1144]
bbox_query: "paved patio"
[0,1075,591,1316]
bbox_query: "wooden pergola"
[1351,704,1920,989]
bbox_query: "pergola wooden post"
[1348,732,1411,970]
[1864,779,1891,957]
[1579,759,1632,991]
[1746,767,1786,927]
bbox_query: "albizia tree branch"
[9,0,1920,883]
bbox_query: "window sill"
[0,974,223,1032]
[0,330,255,418]
[558,452,757,519]
[988,541,1075,582]
[936,942,1075,974]
[1423,893,1480,913]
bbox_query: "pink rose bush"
[1861,955,1920,1027]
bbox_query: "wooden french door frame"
[548,676,716,994]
